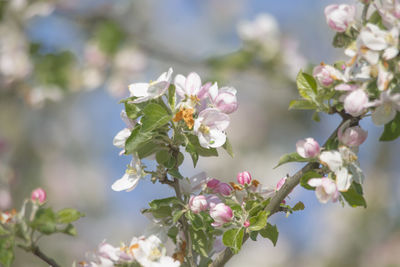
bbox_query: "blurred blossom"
[31,188,47,204]
[237,13,280,59]
[282,38,307,80]
[324,4,356,32]
[26,86,63,108]
[0,188,12,210]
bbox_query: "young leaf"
[62,224,77,236]
[125,127,152,154]
[125,102,142,121]
[260,223,279,246]
[222,138,234,157]
[156,150,176,169]
[274,152,312,169]
[300,171,322,190]
[222,228,244,254]
[168,85,176,111]
[292,201,305,211]
[248,210,268,231]
[172,209,185,224]
[56,208,85,224]
[0,236,14,267]
[296,71,317,101]
[141,103,171,132]
[379,112,400,141]
[30,208,57,235]
[341,183,367,208]
[289,100,317,110]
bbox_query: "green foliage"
[332,33,353,48]
[94,21,124,55]
[248,211,268,231]
[292,201,305,211]
[144,197,181,219]
[274,152,314,169]
[380,112,400,141]
[186,134,218,167]
[0,236,14,267]
[296,71,317,101]
[34,51,76,90]
[56,209,85,224]
[156,150,176,169]
[222,138,234,157]
[260,223,279,246]
[222,228,244,254]
[141,103,171,132]
[289,99,318,110]
[341,182,367,208]
[168,85,176,111]
[125,127,153,154]
[30,208,57,235]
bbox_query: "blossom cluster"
[81,235,180,267]
[111,69,238,192]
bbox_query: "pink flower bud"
[214,87,238,114]
[296,138,320,158]
[325,4,356,32]
[276,176,287,191]
[338,122,368,147]
[207,178,221,189]
[215,182,232,196]
[31,188,46,204]
[243,220,250,228]
[237,171,252,185]
[313,64,343,87]
[189,195,208,214]
[210,203,233,227]
[343,89,368,117]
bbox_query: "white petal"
[113,128,131,148]
[129,83,149,97]
[315,186,330,204]
[348,163,364,184]
[185,72,202,96]
[111,173,139,192]
[308,178,323,187]
[319,151,343,172]
[371,103,397,125]
[156,67,173,83]
[174,74,187,98]
[383,46,399,60]
[336,167,352,191]
[208,129,227,148]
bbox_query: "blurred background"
[1,0,400,266]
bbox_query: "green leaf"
[292,201,305,211]
[187,134,218,157]
[168,85,176,111]
[156,150,176,169]
[248,211,268,231]
[191,230,210,257]
[289,100,317,110]
[62,224,77,236]
[248,199,270,217]
[186,211,205,231]
[300,171,322,190]
[186,146,199,167]
[222,138,234,157]
[341,183,367,208]
[380,112,400,141]
[172,209,185,224]
[312,111,321,122]
[0,224,9,235]
[274,152,312,169]
[249,231,258,241]
[260,223,279,246]
[56,208,84,224]
[136,141,161,159]
[149,197,179,209]
[31,208,57,235]
[167,168,184,179]
[125,127,152,154]
[296,71,317,101]
[141,103,171,132]
[125,102,142,121]
[167,226,179,243]
[222,228,244,254]
[0,236,14,267]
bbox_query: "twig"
[210,118,360,267]
[31,245,61,267]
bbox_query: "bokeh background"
[1,0,400,266]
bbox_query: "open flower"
[113,111,136,155]
[208,83,238,114]
[313,64,344,87]
[129,68,173,103]
[111,156,143,192]
[189,195,208,214]
[308,177,339,203]
[174,72,210,108]
[194,108,230,148]
[369,90,400,125]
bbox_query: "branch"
[31,245,61,267]
[211,117,361,267]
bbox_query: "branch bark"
[31,245,61,267]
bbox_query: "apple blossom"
[180,172,207,195]
[206,178,221,189]
[325,4,356,32]
[237,171,252,185]
[214,182,233,196]
[194,108,230,148]
[208,83,238,114]
[210,203,233,227]
[343,89,369,117]
[308,177,339,203]
[360,24,388,51]
[243,220,250,228]
[377,64,393,91]
[296,137,320,158]
[189,195,208,214]
[128,68,173,103]
[31,188,46,204]
[369,90,400,125]
[174,72,210,109]
[338,120,368,147]
[206,195,222,209]
[313,64,344,87]
[111,156,143,192]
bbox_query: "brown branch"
[31,245,61,267]
[210,117,361,267]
